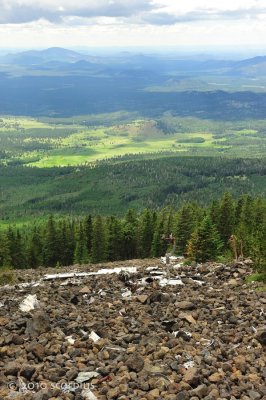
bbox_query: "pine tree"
[235,196,245,225]
[84,215,93,257]
[139,209,154,258]
[151,215,168,257]
[91,215,107,263]
[244,197,266,270]
[43,215,60,267]
[6,227,25,268]
[175,203,197,254]
[27,226,42,268]
[235,195,255,256]
[122,209,138,259]
[218,192,235,247]
[209,200,220,227]
[74,222,88,264]
[0,231,12,268]
[187,215,222,262]
[106,216,123,261]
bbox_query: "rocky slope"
[0,258,265,400]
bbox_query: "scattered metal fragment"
[81,388,98,400]
[75,371,100,383]
[183,360,195,369]
[66,335,75,344]
[19,294,39,312]
[89,331,101,343]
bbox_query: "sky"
[0,0,265,50]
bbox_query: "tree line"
[0,193,265,271]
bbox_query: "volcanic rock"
[0,258,264,399]
[25,311,50,336]
[125,353,144,372]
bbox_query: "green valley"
[1,114,266,169]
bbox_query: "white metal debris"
[140,271,184,286]
[122,290,132,298]
[81,388,98,400]
[60,279,81,286]
[18,282,41,288]
[104,345,126,352]
[149,270,166,276]
[146,266,159,271]
[159,278,184,286]
[200,338,214,347]
[173,263,183,269]
[89,331,101,343]
[160,256,180,264]
[1,281,41,291]
[98,289,107,297]
[19,294,39,312]
[44,266,137,281]
[191,279,204,286]
[66,335,75,345]
[75,371,99,383]
[183,361,195,369]
[173,330,192,338]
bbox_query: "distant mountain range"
[232,56,266,76]
[2,47,87,64]
[0,47,265,118]
[1,47,265,77]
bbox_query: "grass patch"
[256,285,266,292]
[0,268,16,286]
[246,273,266,283]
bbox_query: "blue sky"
[0,0,265,49]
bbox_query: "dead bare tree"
[228,235,243,261]
[162,233,176,277]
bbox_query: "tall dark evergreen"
[175,203,197,254]
[58,220,74,266]
[151,216,168,257]
[187,215,222,262]
[0,231,12,268]
[210,200,220,227]
[236,196,255,256]
[84,215,93,256]
[7,228,25,268]
[43,215,60,267]
[106,216,123,261]
[218,192,235,247]
[122,209,138,260]
[27,227,42,268]
[91,215,107,263]
[139,209,153,258]
[74,223,88,264]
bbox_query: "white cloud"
[0,0,155,23]
[0,0,265,24]
[0,0,265,48]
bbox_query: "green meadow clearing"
[0,114,266,167]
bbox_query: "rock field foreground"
[0,258,265,400]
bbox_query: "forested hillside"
[0,156,265,220]
[0,193,265,272]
